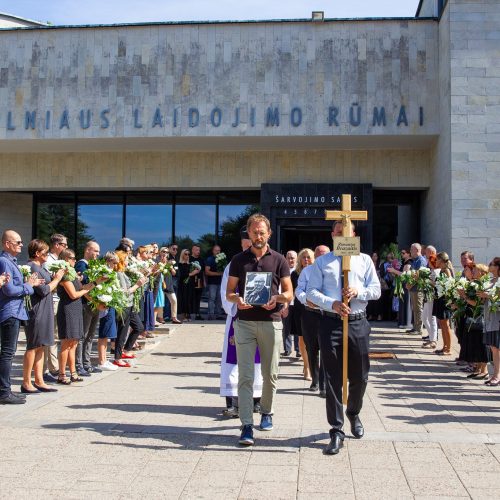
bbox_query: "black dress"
[25,263,55,350]
[462,307,491,363]
[57,279,84,340]
[177,262,195,316]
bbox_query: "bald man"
[0,230,42,404]
[75,241,102,376]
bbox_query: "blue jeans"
[208,284,222,316]
[0,317,21,398]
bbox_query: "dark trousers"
[76,302,99,370]
[282,306,299,353]
[115,308,144,360]
[301,309,325,390]
[0,317,21,398]
[319,315,371,437]
[398,288,412,328]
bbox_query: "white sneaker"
[98,361,118,371]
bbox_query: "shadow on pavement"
[41,420,322,451]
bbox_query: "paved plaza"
[1,321,499,499]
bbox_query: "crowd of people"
[0,229,229,404]
[0,220,498,455]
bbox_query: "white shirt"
[306,252,381,314]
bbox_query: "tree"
[36,204,94,255]
[218,205,260,259]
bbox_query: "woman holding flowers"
[22,239,66,393]
[431,252,455,354]
[56,249,101,384]
[114,250,148,367]
[153,248,169,325]
[137,245,156,337]
[93,252,122,371]
[177,249,198,322]
[459,264,491,379]
[478,257,500,386]
[422,248,439,350]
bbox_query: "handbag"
[465,315,484,334]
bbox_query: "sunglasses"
[9,240,22,245]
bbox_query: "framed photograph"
[244,271,272,306]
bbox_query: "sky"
[1,0,421,25]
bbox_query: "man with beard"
[226,214,292,446]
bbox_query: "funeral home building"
[0,0,498,261]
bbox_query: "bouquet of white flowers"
[157,261,173,276]
[125,258,148,312]
[215,252,228,272]
[87,273,128,318]
[415,267,435,302]
[84,258,128,317]
[486,279,500,313]
[47,260,77,281]
[18,265,34,310]
[393,270,416,299]
[85,258,111,283]
[184,261,201,284]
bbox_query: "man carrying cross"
[306,217,380,455]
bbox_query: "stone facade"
[448,0,500,263]
[0,149,430,190]
[0,19,438,140]
[0,3,498,264]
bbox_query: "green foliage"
[218,205,260,259]
[173,205,260,261]
[378,242,400,261]
[36,204,93,256]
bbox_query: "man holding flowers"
[75,241,102,376]
[205,245,226,320]
[0,230,43,404]
[407,243,427,337]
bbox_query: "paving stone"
[1,322,500,499]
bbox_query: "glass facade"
[78,205,123,255]
[33,192,259,259]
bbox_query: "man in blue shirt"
[307,221,380,455]
[75,240,101,376]
[407,243,427,336]
[0,230,42,404]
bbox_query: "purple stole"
[226,316,261,365]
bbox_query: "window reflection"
[77,205,123,256]
[218,204,259,258]
[36,203,76,249]
[175,204,216,253]
[126,205,172,247]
